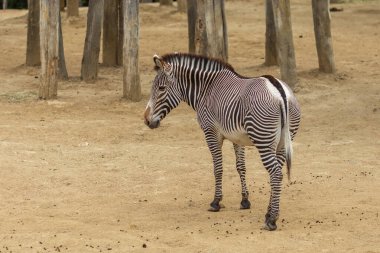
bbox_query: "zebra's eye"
[158,86,166,92]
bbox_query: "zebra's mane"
[160,53,236,73]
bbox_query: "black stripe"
[261,75,287,128]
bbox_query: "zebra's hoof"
[240,199,251,209]
[208,199,222,212]
[263,215,278,231]
[263,220,277,231]
[208,206,220,212]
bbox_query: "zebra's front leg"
[204,130,224,212]
[233,143,251,210]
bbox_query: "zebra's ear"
[153,54,172,74]
[153,54,164,70]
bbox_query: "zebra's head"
[144,54,181,129]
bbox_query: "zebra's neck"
[167,54,229,110]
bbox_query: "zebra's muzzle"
[146,119,160,129]
[144,105,160,129]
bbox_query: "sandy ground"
[0,1,379,252]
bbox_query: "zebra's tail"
[264,75,293,181]
[282,101,293,181]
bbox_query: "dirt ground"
[0,1,379,252]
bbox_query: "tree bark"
[60,0,65,11]
[177,0,186,13]
[123,0,141,101]
[160,0,172,6]
[194,0,207,56]
[194,0,227,61]
[39,0,60,99]
[3,0,7,9]
[103,0,123,66]
[271,0,297,87]
[312,0,336,73]
[265,0,278,66]
[58,12,68,80]
[117,0,124,65]
[220,0,228,60]
[81,0,104,83]
[205,0,227,61]
[187,0,197,53]
[26,0,40,66]
[67,0,79,17]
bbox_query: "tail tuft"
[285,135,293,181]
[282,100,293,182]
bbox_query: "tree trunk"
[220,0,228,60]
[103,0,122,66]
[265,0,278,66]
[39,0,60,99]
[58,12,68,80]
[194,0,227,61]
[205,0,227,61]
[60,0,65,11]
[3,0,7,9]
[194,0,207,56]
[177,0,186,13]
[271,0,297,87]
[81,0,104,83]
[312,0,336,73]
[187,0,197,53]
[123,0,141,101]
[67,0,79,17]
[160,0,172,6]
[117,0,124,65]
[26,0,40,66]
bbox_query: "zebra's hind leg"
[259,149,283,231]
[276,148,286,168]
[204,129,224,212]
[233,143,251,209]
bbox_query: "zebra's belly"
[222,130,253,146]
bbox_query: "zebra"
[144,53,301,231]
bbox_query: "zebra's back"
[202,72,287,146]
